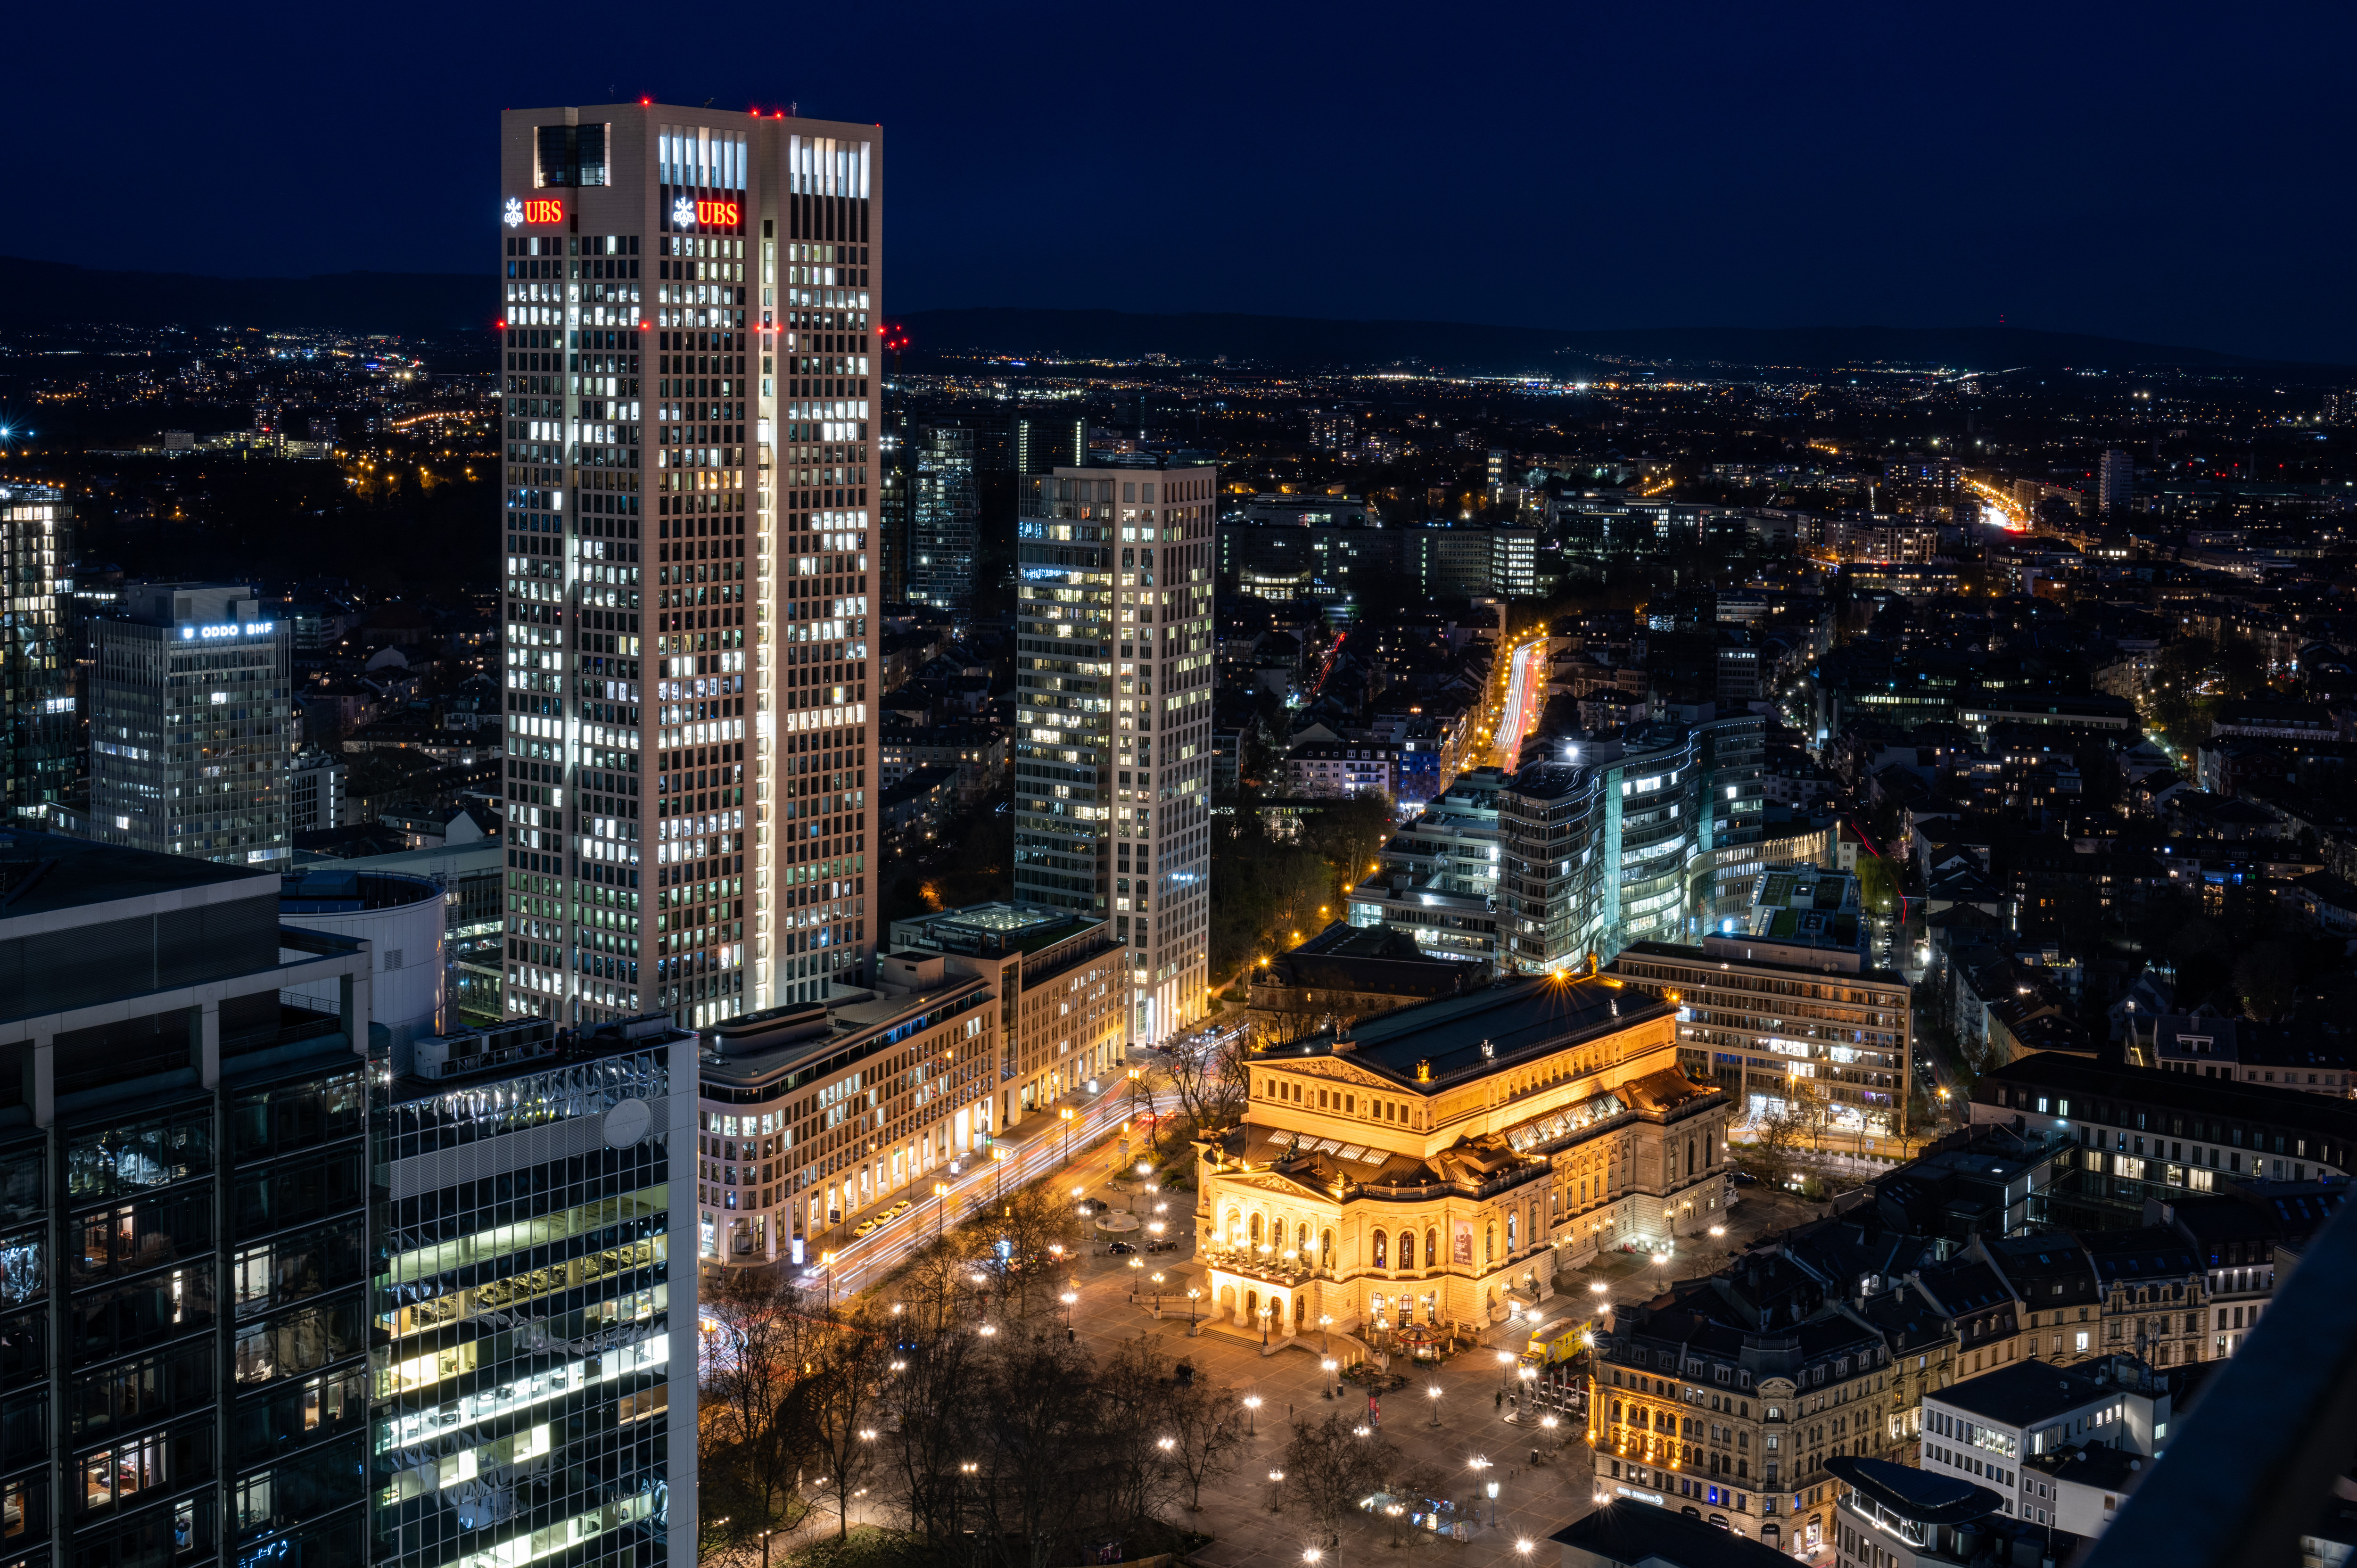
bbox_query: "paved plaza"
[1043,1153,1830,1568]
[766,1130,1832,1567]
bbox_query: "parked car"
[1106,1241,1137,1255]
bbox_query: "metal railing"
[2082,1192,2357,1568]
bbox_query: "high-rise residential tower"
[498,103,882,1032]
[908,422,978,617]
[90,583,292,866]
[0,484,77,824]
[2098,448,2134,516]
[1013,460,1217,1047]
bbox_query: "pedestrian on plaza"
[1494,1389,1503,1412]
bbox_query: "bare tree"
[970,1332,1103,1568]
[1745,1098,1805,1193]
[1278,1413,1398,1550]
[1165,1029,1250,1130]
[699,1266,815,1528]
[894,1231,983,1337]
[877,1308,984,1559]
[1163,1373,1245,1512]
[962,1181,1084,1321]
[789,1302,895,1539]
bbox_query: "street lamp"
[1319,1313,1332,1353]
[1496,1348,1514,1392]
[1151,1272,1166,1312]
[1187,1287,1201,1330]
[932,1180,949,1237]
[1268,1469,1286,1512]
[1259,1303,1272,1347]
[1061,1290,1078,1329]
[1428,1385,1443,1427]
[1244,1395,1261,1436]
[1321,1357,1338,1399]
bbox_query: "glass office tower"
[369,1015,698,1568]
[0,831,376,1568]
[90,583,293,867]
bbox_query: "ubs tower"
[497,104,883,1033]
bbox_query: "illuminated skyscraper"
[1013,459,1217,1046]
[0,483,76,823]
[908,421,977,616]
[497,102,882,1031]
[89,583,292,866]
[2099,448,2134,516]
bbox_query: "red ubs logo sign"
[696,198,741,227]
[523,198,565,225]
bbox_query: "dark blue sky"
[12,0,2354,361]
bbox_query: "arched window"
[1400,1230,1416,1270]
[1484,1222,1495,1265]
[1250,1213,1263,1245]
[1321,1229,1335,1265]
[1688,1137,1696,1177]
[1372,1230,1388,1269]
[1506,1213,1518,1252]
[1225,1208,1242,1244]
[1531,1200,1542,1243]
[1425,1228,1438,1269]
[1297,1222,1309,1255]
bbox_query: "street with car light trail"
[1492,636,1550,770]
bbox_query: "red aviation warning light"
[523,197,564,225]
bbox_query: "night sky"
[12,0,2355,361]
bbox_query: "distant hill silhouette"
[895,307,2308,374]
[0,257,2320,371]
[0,256,491,335]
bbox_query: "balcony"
[1199,1243,1326,1288]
